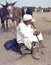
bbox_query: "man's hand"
[33,31,40,36]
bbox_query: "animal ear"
[12,1,17,5]
[0,3,5,7]
[6,1,8,5]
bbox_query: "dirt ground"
[0,12,51,65]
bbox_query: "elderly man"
[16,14,43,59]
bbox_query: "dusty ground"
[0,12,51,65]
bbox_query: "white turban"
[23,14,32,21]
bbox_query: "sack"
[11,43,20,52]
[4,39,21,53]
[4,39,17,50]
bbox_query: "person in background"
[16,14,44,59]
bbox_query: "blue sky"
[0,0,51,7]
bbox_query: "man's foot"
[31,48,40,60]
[32,53,40,60]
[42,45,47,48]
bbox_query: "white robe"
[16,22,43,50]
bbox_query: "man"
[16,14,43,59]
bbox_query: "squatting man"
[16,14,44,59]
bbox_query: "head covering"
[23,14,32,21]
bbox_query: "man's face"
[27,19,32,24]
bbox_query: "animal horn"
[12,1,17,5]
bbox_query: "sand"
[0,12,51,65]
